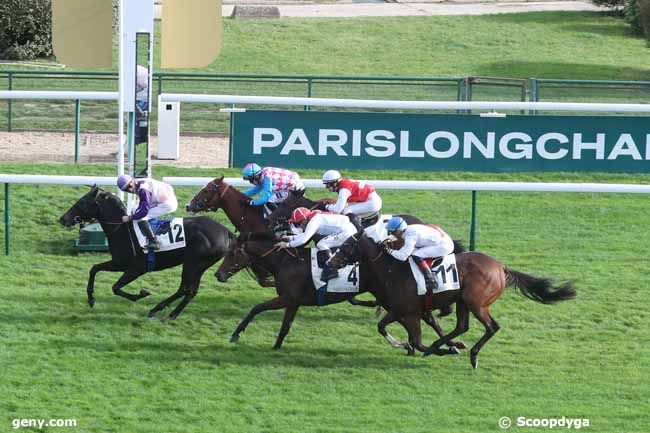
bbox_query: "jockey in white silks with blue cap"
[384,216,455,316]
[116,175,178,250]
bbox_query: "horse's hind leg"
[86,260,120,307]
[469,309,500,369]
[165,258,219,320]
[112,270,149,302]
[273,306,299,349]
[424,301,470,357]
[231,296,289,343]
[421,310,467,350]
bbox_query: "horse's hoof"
[229,334,240,343]
[146,309,158,318]
[450,346,461,355]
[451,341,468,350]
[471,355,478,369]
[87,298,95,308]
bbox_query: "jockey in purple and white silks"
[241,163,305,216]
[117,175,178,250]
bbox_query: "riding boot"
[320,249,339,281]
[413,256,438,293]
[138,220,160,250]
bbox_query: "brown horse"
[328,233,576,368]
[215,234,466,351]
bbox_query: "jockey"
[384,217,454,309]
[275,207,358,280]
[241,163,305,214]
[321,170,382,222]
[117,175,178,250]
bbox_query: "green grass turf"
[1,12,649,133]
[1,163,649,432]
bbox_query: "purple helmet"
[117,174,133,191]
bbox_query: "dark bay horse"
[215,235,465,351]
[329,233,576,368]
[59,186,234,320]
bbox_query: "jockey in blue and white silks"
[117,175,178,250]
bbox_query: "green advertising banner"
[232,110,650,172]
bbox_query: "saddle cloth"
[310,248,360,293]
[408,253,460,295]
[133,218,186,252]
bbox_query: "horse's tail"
[505,267,576,304]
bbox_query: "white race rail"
[0,91,118,100]
[162,177,650,194]
[159,94,650,113]
[3,174,650,256]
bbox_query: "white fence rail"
[158,94,650,113]
[3,174,650,256]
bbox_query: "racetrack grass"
[1,11,649,133]
[1,163,649,432]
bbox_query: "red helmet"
[288,207,311,224]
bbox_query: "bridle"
[70,192,126,234]
[194,180,230,212]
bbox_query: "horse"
[59,186,235,320]
[214,234,466,351]
[328,233,576,368]
[185,176,383,310]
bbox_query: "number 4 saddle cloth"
[310,248,360,293]
[408,253,460,295]
[133,218,187,252]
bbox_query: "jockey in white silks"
[384,216,454,294]
[321,170,382,219]
[241,163,305,217]
[117,175,178,250]
[275,207,358,280]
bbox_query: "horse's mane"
[98,190,127,214]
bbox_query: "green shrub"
[638,0,650,39]
[624,0,643,34]
[0,0,53,60]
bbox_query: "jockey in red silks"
[384,216,455,316]
[117,175,178,250]
[241,163,305,216]
[275,207,358,280]
[321,170,382,222]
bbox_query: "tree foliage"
[0,0,53,60]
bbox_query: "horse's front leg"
[273,305,299,349]
[86,261,121,308]
[111,269,150,302]
[230,296,288,343]
[377,310,412,354]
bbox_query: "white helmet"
[322,170,342,185]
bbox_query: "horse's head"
[328,234,360,269]
[59,186,102,227]
[186,176,226,213]
[267,189,305,230]
[60,186,127,227]
[216,237,252,282]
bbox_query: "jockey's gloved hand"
[122,215,132,223]
[240,198,253,206]
[275,241,290,249]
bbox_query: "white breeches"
[412,237,454,259]
[145,196,178,219]
[342,192,382,217]
[315,228,357,251]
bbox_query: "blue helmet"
[242,163,262,180]
[386,216,407,233]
